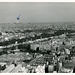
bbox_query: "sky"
[0,2,75,23]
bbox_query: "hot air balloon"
[16,15,21,23]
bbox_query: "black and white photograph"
[0,2,75,73]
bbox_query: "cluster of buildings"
[28,34,75,73]
[0,22,75,73]
[0,33,75,73]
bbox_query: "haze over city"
[1,2,75,73]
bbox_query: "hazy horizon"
[0,2,75,23]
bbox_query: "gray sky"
[0,2,75,23]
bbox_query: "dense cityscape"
[0,22,75,73]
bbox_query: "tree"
[36,47,39,52]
